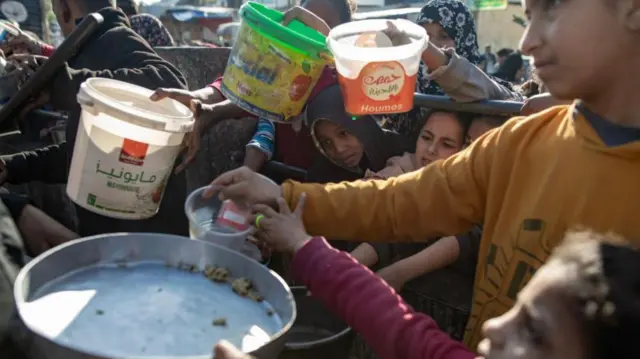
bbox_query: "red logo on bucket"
[119,139,149,166]
[361,62,406,101]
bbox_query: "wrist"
[199,106,221,132]
[422,43,450,73]
[291,235,312,255]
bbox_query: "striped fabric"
[246,118,276,160]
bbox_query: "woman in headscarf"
[383,0,520,137]
[118,0,175,47]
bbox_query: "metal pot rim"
[14,232,297,359]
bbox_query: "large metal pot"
[13,233,296,359]
[278,286,353,359]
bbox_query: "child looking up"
[351,110,472,291]
[305,85,409,184]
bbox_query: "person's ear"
[618,0,640,31]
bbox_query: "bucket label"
[77,126,180,218]
[221,24,326,122]
[338,61,416,116]
[361,62,405,101]
[119,138,149,166]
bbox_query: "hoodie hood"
[572,101,640,160]
[305,85,409,174]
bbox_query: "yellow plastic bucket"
[221,2,330,122]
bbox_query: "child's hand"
[250,194,311,254]
[282,6,331,36]
[377,266,408,291]
[213,340,253,359]
[383,21,412,47]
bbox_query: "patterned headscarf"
[381,0,514,136]
[415,0,481,95]
[130,14,175,47]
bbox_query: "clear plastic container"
[185,186,264,261]
[327,19,428,116]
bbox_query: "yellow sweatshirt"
[282,103,640,349]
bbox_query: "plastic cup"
[184,186,252,253]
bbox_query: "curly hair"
[552,231,640,359]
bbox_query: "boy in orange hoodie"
[208,0,640,349]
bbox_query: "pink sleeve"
[41,44,55,57]
[292,237,476,359]
[208,77,224,91]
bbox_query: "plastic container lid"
[239,2,329,59]
[77,78,195,133]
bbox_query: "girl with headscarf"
[383,0,520,137]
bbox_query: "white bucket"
[66,78,194,220]
[327,19,428,115]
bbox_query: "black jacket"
[5,7,186,183]
[4,8,189,236]
[0,199,27,359]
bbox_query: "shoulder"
[484,104,573,145]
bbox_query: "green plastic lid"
[239,2,329,59]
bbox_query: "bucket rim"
[184,186,254,239]
[328,19,429,63]
[239,2,330,59]
[79,78,195,133]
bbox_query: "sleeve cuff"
[41,43,56,57]
[208,77,224,90]
[425,48,467,93]
[246,142,273,160]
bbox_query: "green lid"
[239,2,329,59]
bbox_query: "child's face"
[519,0,636,100]
[415,112,465,167]
[468,118,499,143]
[315,120,364,168]
[303,0,341,29]
[422,23,456,49]
[478,259,589,359]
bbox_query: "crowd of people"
[0,0,638,357]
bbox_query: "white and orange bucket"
[327,19,428,116]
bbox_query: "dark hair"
[331,0,355,24]
[553,232,640,359]
[472,114,508,129]
[412,109,473,146]
[496,48,513,58]
[78,0,114,12]
[494,52,523,82]
[518,73,546,97]
[302,0,355,25]
[116,0,138,16]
